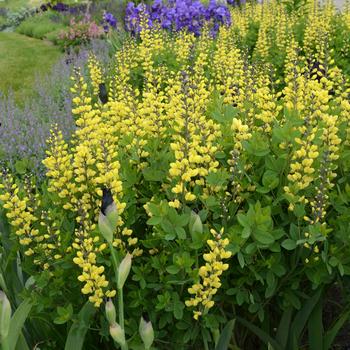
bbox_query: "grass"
[0,0,88,10]
[0,0,42,10]
[0,32,62,102]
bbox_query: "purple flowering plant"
[124,0,232,35]
[0,43,109,177]
[103,12,117,32]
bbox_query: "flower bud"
[139,313,154,350]
[98,213,114,243]
[0,291,11,339]
[189,211,203,238]
[117,253,132,289]
[109,322,126,347]
[98,188,118,243]
[99,83,108,105]
[105,299,116,325]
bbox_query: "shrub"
[16,12,66,40]
[58,15,105,49]
[4,6,35,28]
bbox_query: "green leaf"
[338,263,344,276]
[308,300,323,350]
[323,309,350,349]
[215,319,235,350]
[237,213,250,228]
[329,256,338,267]
[276,308,293,348]
[245,243,257,254]
[65,302,96,350]
[253,230,275,245]
[190,230,206,249]
[265,271,277,298]
[206,170,230,187]
[262,170,279,190]
[175,227,186,240]
[173,301,184,320]
[236,317,282,350]
[7,298,32,350]
[54,304,74,325]
[164,232,176,241]
[147,216,163,225]
[293,204,305,218]
[166,265,180,274]
[288,289,323,349]
[237,252,245,268]
[142,167,167,182]
[147,203,162,216]
[236,290,246,305]
[285,292,301,310]
[243,134,270,157]
[281,239,297,250]
[265,156,286,173]
[271,264,286,277]
[15,333,29,350]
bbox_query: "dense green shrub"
[16,13,66,41]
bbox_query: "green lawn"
[0,0,42,10]
[0,32,62,102]
[0,0,86,10]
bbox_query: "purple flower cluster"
[125,0,231,36]
[51,2,70,12]
[38,2,86,15]
[103,12,117,32]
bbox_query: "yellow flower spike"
[88,54,103,97]
[186,228,232,320]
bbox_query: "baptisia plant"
[0,1,350,349]
[100,189,154,350]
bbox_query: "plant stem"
[118,287,125,329]
[109,243,120,281]
[109,243,128,350]
[119,287,128,350]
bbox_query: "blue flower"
[124,0,231,36]
[103,12,117,28]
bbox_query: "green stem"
[109,243,120,283]
[119,287,128,350]
[118,287,124,329]
[109,244,128,350]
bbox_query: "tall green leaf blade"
[288,288,322,349]
[7,298,32,350]
[64,302,96,350]
[276,308,293,348]
[308,300,323,350]
[215,320,235,350]
[15,333,30,350]
[236,317,282,350]
[323,309,350,350]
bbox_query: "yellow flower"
[186,228,232,320]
